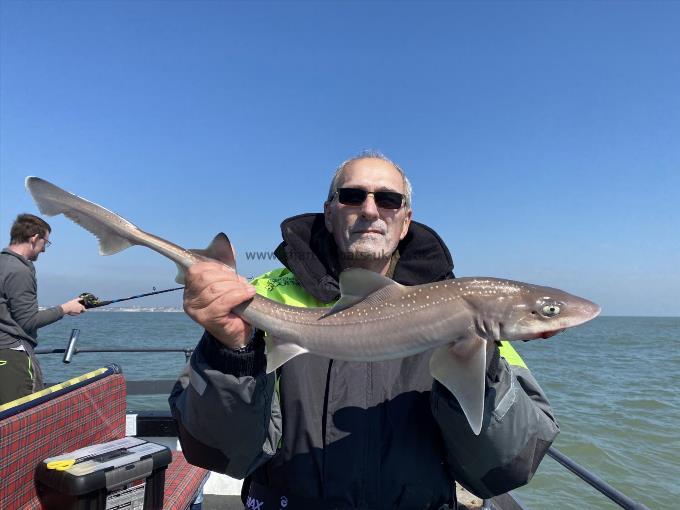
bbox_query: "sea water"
[38,313,679,509]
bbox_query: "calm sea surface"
[38,313,678,510]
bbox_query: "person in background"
[0,213,86,405]
[170,152,559,508]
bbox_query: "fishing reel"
[78,292,102,309]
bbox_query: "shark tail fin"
[25,176,138,256]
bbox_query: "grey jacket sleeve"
[169,331,282,478]
[4,269,64,339]
[431,346,559,498]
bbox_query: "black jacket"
[170,215,559,508]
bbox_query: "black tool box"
[36,437,172,510]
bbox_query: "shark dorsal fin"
[176,233,237,284]
[340,268,398,296]
[190,233,237,269]
[325,268,401,316]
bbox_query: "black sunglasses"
[335,188,405,210]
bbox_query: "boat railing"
[544,447,650,510]
[36,327,195,363]
[36,329,651,510]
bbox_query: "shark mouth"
[540,328,565,339]
[521,329,564,341]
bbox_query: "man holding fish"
[170,153,563,508]
[25,154,599,508]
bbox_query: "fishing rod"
[78,286,184,309]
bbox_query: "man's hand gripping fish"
[25,176,600,435]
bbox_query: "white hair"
[326,150,412,208]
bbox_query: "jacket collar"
[274,213,454,303]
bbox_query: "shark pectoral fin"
[322,268,404,317]
[190,233,238,270]
[429,336,488,435]
[264,336,308,374]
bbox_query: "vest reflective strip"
[250,268,528,368]
[251,268,331,308]
[498,341,527,369]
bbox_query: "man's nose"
[360,194,380,219]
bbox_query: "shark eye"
[541,304,561,317]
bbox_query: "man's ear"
[323,201,333,233]
[399,209,413,240]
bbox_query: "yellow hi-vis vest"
[250,267,527,369]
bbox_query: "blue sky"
[1,1,678,316]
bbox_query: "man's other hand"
[183,262,257,350]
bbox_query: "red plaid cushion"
[0,370,126,509]
[163,451,209,510]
